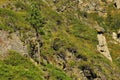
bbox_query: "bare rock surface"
[112,30,120,44]
[97,34,112,61]
[0,30,28,55]
[114,0,120,9]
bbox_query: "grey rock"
[0,30,28,55]
[96,26,105,33]
[114,0,120,9]
[97,34,112,61]
[112,31,120,43]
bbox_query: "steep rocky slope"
[0,0,120,80]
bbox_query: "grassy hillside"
[0,0,120,80]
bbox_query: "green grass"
[45,64,72,80]
[0,8,31,32]
[0,51,43,80]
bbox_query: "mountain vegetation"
[0,0,120,80]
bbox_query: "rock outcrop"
[114,0,120,9]
[112,31,120,43]
[93,22,112,61]
[0,30,28,55]
[97,33,112,61]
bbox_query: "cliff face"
[0,0,120,80]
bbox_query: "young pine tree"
[28,2,44,64]
[29,2,44,37]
